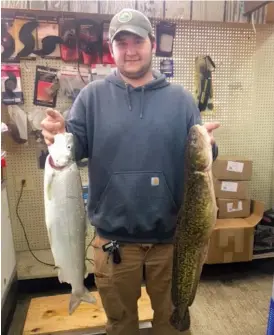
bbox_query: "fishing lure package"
[77,19,102,65]
[57,66,90,101]
[1,16,17,61]
[13,15,38,59]
[33,65,59,107]
[156,21,176,57]
[1,63,24,105]
[59,17,79,62]
[194,55,215,113]
[33,16,62,59]
[7,105,28,144]
[160,59,174,78]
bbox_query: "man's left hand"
[203,122,221,144]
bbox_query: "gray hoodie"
[66,70,218,243]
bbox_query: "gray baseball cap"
[109,8,153,43]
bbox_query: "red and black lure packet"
[1,16,16,61]
[13,14,38,60]
[33,65,59,108]
[33,16,62,59]
[1,63,24,105]
[59,17,79,62]
[77,18,102,65]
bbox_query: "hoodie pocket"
[94,171,178,234]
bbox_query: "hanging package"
[1,16,16,61]
[59,17,79,62]
[13,15,38,59]
[160,59,173,78]
[1,63,24,105]
[33,65,59,107]
[57,66,90,101]
[33,16,62,58]
[7,105,28,144]
[194,55,215,113]
[77,19,102,65]
[156,21,176,57]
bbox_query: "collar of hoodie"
[125,83,145,119]
[106,69,170,119]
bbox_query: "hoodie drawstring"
[140,86,145,119]
[125,84,145,118]
[125,84,132,111]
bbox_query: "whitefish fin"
[69,287,96,314]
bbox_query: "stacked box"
[212,156,253,219]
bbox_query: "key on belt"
[102,240,121,264]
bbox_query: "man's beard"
[119,57,152,79]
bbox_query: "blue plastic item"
[267,279,274,335]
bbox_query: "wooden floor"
[22,287,154,335]
[6,259,274,335]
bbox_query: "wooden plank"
[243,1,271,15]
[266,1,274,23]
[1,7,112,23]
[69,0,98,14]
[16,248,94,280]
[164,0,191,20]
[23,286,153,335]
[99,0,136,15]
[1,0,28,8]
[192,0,225,22]
[28,1,47,10]
[46,0,69,11]
[224,0,248,23]
[253,252,274,259]
[137,0,164,19]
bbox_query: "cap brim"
[111,25,148,42]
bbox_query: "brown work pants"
[92,235,185,335]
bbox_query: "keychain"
[102,240,122,264]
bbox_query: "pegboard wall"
[2,17,274,253]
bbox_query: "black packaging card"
[33,65,58,108]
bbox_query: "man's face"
[110,32,155,79]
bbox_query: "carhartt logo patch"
[118,11,133,23]
[151,177,159,186]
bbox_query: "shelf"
[253,252,274,260]
[16,248,94,280]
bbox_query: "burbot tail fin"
[69,286,96,314]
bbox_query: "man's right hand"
[41,108,65,146]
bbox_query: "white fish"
[44,132,96,314]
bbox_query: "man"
[41,8,220,335]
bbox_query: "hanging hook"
[23,61,29,72]
[251,12,257,35]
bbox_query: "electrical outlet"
[15,176,35,191]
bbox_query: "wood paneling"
[266,1,274,23]
[99,0,136,15]
[136,1,164,19]
[243,1,271,15]
[1,0,28,9]
[69,0,98,14]
[46,1,69,12]
[164,0,191,20]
